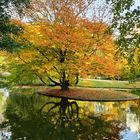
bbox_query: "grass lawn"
[78,79,140,89]
[0,94,3,103]
[0,93,4,113]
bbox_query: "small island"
[38,87,139,102]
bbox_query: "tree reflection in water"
[1,91,129,140]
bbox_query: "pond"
[0,88,140,140]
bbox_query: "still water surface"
[0,88,140,140]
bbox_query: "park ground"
[77,79,140,89]
[1,79,140,101]
[39,79,140,101]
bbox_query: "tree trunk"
[61,80,69,90]
[61,84,69,90]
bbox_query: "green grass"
[130,89,140,95]
[0,94,3,102]
[0,93,3,113]
[78,79,140,89]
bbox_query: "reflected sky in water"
[0,88,140,140]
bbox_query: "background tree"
[0,0,31,86]
[107,0,140,80]
[0,0,31,51]
[119,49,140,82]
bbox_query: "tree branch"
[53,66,60,74]
[47,76,61,86]
[75,73,79,85]
[17,55,47,85]
[76,0,94,17]
[35,48,50,61]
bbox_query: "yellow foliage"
[9,4,120,86]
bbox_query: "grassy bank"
[78,79,140,89]
[0,94,3,102]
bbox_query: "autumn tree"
[6,0,120,90]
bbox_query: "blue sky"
[135,0,140,7]
[133,0,140,9]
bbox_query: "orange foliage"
[10,0,120,87]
